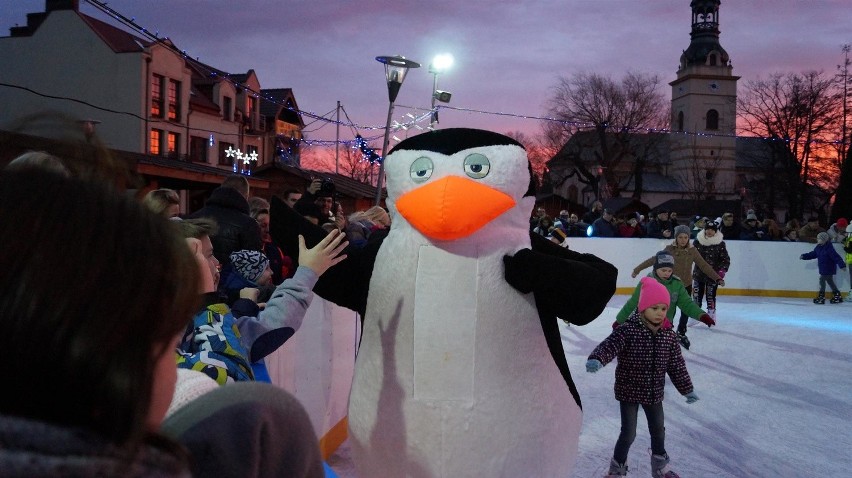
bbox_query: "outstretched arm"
[503,232,617,325]
[269,196,377,316]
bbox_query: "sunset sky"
[4,1,850,150]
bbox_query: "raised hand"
[298,229,348,276]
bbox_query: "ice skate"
[813,293,825,304]
[676,332,690,350]
[830,291,843,304]
[604,457,628,477]
[650,453,680,478]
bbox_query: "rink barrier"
[265,237,849,457]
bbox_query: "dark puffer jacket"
[589,310,693,405]
[189,187,262,264]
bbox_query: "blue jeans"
[613,401,666,463]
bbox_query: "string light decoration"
[11,0,845,156]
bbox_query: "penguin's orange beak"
[396,175,515,241]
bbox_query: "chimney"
[45,0,80,11]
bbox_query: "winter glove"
[685,391,699,404]
[612,320,621,330]
[716,269,726,279]
[800,254,806,260]
[698,313,716,327]
[586,359,603,373]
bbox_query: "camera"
[318,177,336,197]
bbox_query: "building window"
[151,74,164,118]
[168,79,181,121]
[167,132,179,158]
[706,109,719,130]
[222,96,232,121]
[150,129,163,155]
[677,111,684,132]
[247,96,257,129]
[190,136,208,163]
[219,142,234,166]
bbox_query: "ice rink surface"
[329,295,852,477]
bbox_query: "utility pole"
[335,101,340,174]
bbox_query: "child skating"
[618,251,714,350]
[587,276,699,477]
[800,232,847,304]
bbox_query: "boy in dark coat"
[800,232,846,304]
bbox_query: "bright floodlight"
[430,53,454,73]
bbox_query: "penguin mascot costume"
[270,128,617,477]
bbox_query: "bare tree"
[302,141,378,185]
[739,71,843,219]
[503,130,554,189]
[545,71,668,200]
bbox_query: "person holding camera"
[294,178,342,230]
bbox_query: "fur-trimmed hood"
[696,229,724,246]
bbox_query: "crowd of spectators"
[530,206,848,245]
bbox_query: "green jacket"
[616,272,706,324]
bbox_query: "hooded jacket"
[188,187,263,265]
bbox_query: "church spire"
[679,0,730,71]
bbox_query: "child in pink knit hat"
[586,276,698,478]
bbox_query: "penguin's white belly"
[348,241,582,477]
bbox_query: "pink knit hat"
[638,276,670,312]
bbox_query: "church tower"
[669,0,739,200]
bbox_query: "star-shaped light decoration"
[225,146,237,158]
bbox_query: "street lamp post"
[374,55,420,206]
[428,54,453,128]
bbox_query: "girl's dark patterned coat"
[588,310,693,405]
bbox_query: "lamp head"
[376,55,421,102]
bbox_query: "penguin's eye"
[409,156,434,183]
[463,153,490,179]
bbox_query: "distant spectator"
[294,179,336,228]
[530,206,547,232]
[591,209,618,237]
[762,218,784,241]
[669,211,680,226]
[827,218,848,243]
[557,212,587,237]
[252,206,295,285]
[646,210,674,239]
[282,189,302,208]
[798,216,825,244]
[783,227,799,242]
[618,214,644,238]
[533,215,555,236]
[346,206,391,248]
[188,174,262,265]
[143,188,181,219]
[690,216,708,239]
[248,196,271,216]
[719,212,741,240]
[582,201,603,225]
[739,213,764,240]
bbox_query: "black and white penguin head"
[384,128,536,242]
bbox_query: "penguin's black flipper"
[503,233,617,409]
[269,196,379,316]
[503,232,618,325]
